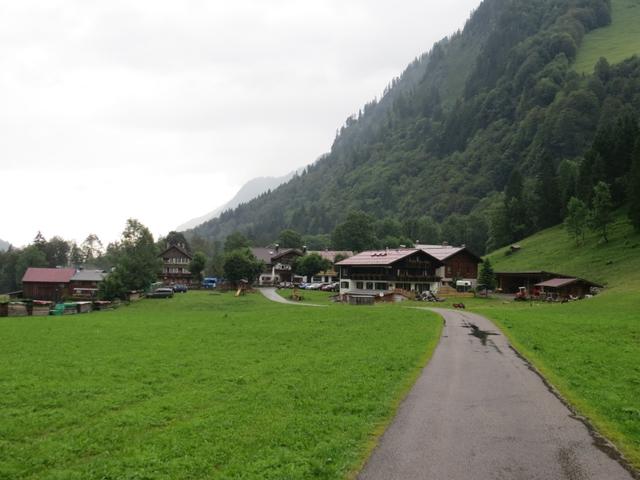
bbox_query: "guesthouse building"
[336,248,443,297]
[416,243,483,289]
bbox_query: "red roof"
[535,277,603,289]
[336,249,441,266]
[416,244,483,263]
[22,268,76,283]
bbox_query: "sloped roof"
[336,249,441,267]
[22,268,76,283]
[417,244,483,263]
[71,270,107,282]
[159,244,192,259]
[250,247,302,264]
[535,277,603,289]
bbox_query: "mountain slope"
[178,172,296,231]
[190,0,638,253]
[574,0,640,74]
[0,239,9,252]
[487,211,640,289]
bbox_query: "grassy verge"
[469,291,640,469]
[0,291,441,479]
[275,288,337,305]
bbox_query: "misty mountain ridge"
[0,239,9,252]
[177,171,297,231]
[189,0,640,254]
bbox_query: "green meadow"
[574,0,640,74]
[0,292,441,480]
[476,213,640,467]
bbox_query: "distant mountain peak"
[176,171,297,231]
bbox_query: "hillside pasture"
[0,291,441,480]
[574,0,640,74]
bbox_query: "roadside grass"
[574,0,640,74]
[0,291,441,480]
[474,211,640,468]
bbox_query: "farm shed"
[22,268,76,302]
[494,271,574,294]
[70,270,107,298]
[535,278,603,299]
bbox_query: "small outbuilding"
[494,271,573,294]
[22,267,77,302]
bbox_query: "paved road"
[358,308,635,480]
[259,288,327,307]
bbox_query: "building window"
[341,281,349,289]
[366,282,374,290]
[356,282,364,290]
[375,283,388,291]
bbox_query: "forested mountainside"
[190,0,640,255]
[177,171,296,231]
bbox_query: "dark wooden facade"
[22,282,70,302]
[441,250,480,281]
[159,245,193,286]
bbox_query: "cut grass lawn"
[574,0,640,74]
[0,291,442,480]
[477,211,640,468]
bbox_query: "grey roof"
[71,270,107,282]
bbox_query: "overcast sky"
[0,0,480,248]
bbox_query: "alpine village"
[1,0,640,479]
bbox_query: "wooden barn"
[494,271,574,294]
[535,277,603,300]
[22,268,76,302]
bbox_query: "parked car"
[202,277,217,289]
[147,287,174,299]
[173,284,188,293]
[306,283,323,290]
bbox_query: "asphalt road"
[358,308,635,480]
[259,287,326,307]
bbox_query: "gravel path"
[358,308,635,480]
[259,288,327,307]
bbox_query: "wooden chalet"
[252,246,303,285]
[417,244,483,288]
[22,267,76,302]
[336,248,443,298]
[159,244,193,286]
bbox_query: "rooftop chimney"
[275,243,280,253]
[442,241,449,246]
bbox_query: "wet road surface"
[358,308,635,480]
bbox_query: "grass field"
[0,291,442,480]
[478,212,640,467]
[574,0,640,74]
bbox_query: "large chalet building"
[336,243,483,297]
[336,248,443,295]
[158,244,193,286]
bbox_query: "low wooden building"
[494,271,574,294]
[22,267,76,302]
[69,270,107,298]
[336,248,443,297]
[159,244,193,286]
[535,278,603,300]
